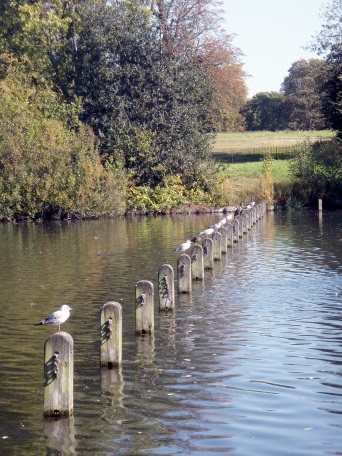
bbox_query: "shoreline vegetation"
[1,130,340,222]
[1,0,340,221]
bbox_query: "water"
[0,210,341,455]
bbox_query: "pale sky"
[222,0,328,97]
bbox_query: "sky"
[222,0,328,97]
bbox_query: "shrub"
[288,139,342,207]
[0,61,127,220]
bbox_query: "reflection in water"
[0,210,341,455]
[100,368,126,424]
[43,416,77,455]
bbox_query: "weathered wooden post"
[253,207,257,224]
[256,204,261,220]
[100,301,122,369]
[202,237,214,269]
[44,332,73,418]
[240,214,247,234]
[177,254,192,293]
[219,227,227,253]
[158,264,175,311]
[135,280,154,335]
[236,216,243,238]
[245,212,251,230]
[318,199,323,212]
[231,219,239,243]
[212,232,222,261]
[191,244,204,281]
[226,223,233,248]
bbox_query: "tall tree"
[308,0,342,55]
[150,0,248,132]
[242,92,285,131]
[202,36,247,131]
[75,0,214,187]
[281,59,328,130]
[308,0,342,136]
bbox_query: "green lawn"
[220,159,290,183]
[212,130,335,153]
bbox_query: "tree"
[75,0,214,188]
[202,36,248,131]
[308,0,342,56]
[318,46,342,135]
[281,59,328,130]
[308,0,342,136]
[0,58,127,220]
[242,92,285,131]
[149,0,248,132]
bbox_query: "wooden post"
[212,232,222,261]
[318,199,323,212]
[245,212,251,230]
[191,244,204,281]
[219,227,227,253]
[253,207,257,224]
[231,219,239,242]
[44,332,73,418]
[240,214,247,234]
[135,280,154,335]
[158,264,175,311]
[256,204,261,220]
[235,216,242,238]
[100,301,122,369]
[177,254,192,293]
[202,237,214,270]
[226,223,233,248]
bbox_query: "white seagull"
[199,227,214,237]
[211,222,222,231]
[174,240,191,252]
[34,304,72,333]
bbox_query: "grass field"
[212,130,335,153]
[222,159,291,183]
[213,130,337,205]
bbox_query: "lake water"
[0,210,341,455]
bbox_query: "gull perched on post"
[199,227,214,237]
[174,240,191,252]
[34,305,72,333]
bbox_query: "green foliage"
[75,0,214,188]
[288,139,342,207]
[126,160,225,214]
[319,45,342,137]
[0,62,127,220]
[259,151,274,205]
[281,59,328,130]
[242,92,285,131]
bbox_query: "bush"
[0,61,127,220]
[288,138,342,207]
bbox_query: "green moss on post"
[44,332,73,418]
[100,302,122,369]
